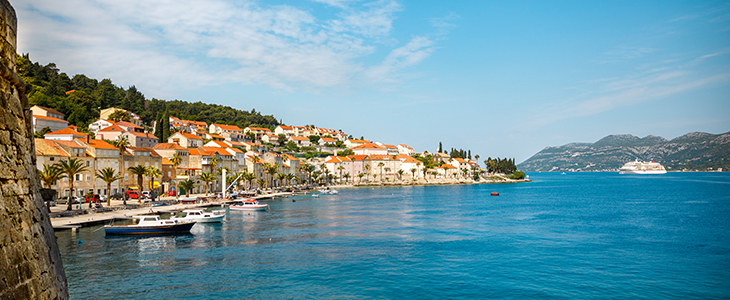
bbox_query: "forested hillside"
[518,132,730,172]
[17,54,279,132]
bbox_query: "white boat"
[318,189,339,195]
[171,209,225,223]
[229,199,269,211]
[619,159,667,174]
[104,215,195,235]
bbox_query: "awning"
[129,186,138,189]
[153,181,161,188]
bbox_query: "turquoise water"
[56,172,730,299]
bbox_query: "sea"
[56,172,730,299]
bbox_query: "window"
[86,161,91,167]
[125,161,129,169]
[155,162,158,168]
[168,171,171,176]
[145,162,149,167]
[50,157,55,161]
[86,174,91,181]
[125,174,128,180]
[75,174,81,181]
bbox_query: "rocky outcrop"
[519,131,730,172]
[0,1,68,299]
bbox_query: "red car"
[168,190,177,196]
[125,190,139,199]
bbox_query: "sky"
[14,0,730,163]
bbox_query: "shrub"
[508,171,526,180]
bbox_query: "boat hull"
[195,215,225,223]
[104,222,195,235]
[619,170,667,174]
[229,204,268,211]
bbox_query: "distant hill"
[518,131,730,172]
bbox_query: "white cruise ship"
[619,159,667,174]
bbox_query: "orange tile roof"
[185,120,207,126]
[208,134,224,139]
[45,128,88,137]
[53,140,84,149]
[346,155,368,161]
[398,144,414,149]
[98,124,125,132]
[368,155,394,161]
[325,156,352,163]
[383,144,397,149]
[153,143,187,150]
[116,121,142,129]
[206,141,229,147]
[127,147,161,157]
[453,158,468,163]
[34,139,70,156]
[282,153,299,161]
[201,147,233,157]
[321,137,336,142]
[278,125,293,130]
[290,136,309,141]
[178,132,202,140]
[246,126,271,132]
[227,147,244,154]
[32,115,67,122]
[351,143,386,150]
[440,164,457,169]
[80,138,118,150]
[188,149,211,156]
[213,124,243,131]
[161,158,173,165]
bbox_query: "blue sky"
[15,0,730,163]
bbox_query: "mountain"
[518,131,730,172]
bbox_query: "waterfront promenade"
[49,191,298,230]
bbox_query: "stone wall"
[0,0,68,299]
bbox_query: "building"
[31,115,68,133]
[168,131,203,148]
[397,144,415,156]
[288,136,311,147]
[243,126,272,141]
[345,139,368,148]
[261,134,279,144]
[88,119,116,135]
[210,124,244,136]
[351,143,388,156]
[95,124,125,141]
[99,107,142,127]
[30,105,65,120]
[44,128,88,141]
[122,131,158,148]
[274,125,294,137]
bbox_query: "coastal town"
[33,105,523,209]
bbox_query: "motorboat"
[490,192,499,196]
[318,189,339,195]
[229,199,269,211]
[171,209,225,223]
[619,159,667,174]
[104,215,195,235]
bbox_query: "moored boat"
[104,215,195,235]
[619,159,667,174]
[229,199,269,211]
[171,209,225,223]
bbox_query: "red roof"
[45,128,88,137]
[213,124,243,131]
[32,115,67,122]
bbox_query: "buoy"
[77,239,83,244]
[491,192,499,196]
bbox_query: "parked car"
[141,191,151,199]
[125,190,139,199]
[110,193,125,200]
[84,194,101,203]
[57,196,81,204]
[168,190,177,196]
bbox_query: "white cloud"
[15,0,439,97]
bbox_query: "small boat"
[229,199,269,211]
[104,215,195,235]
[171,209,225,223]
[312,194,319,198]
[490,192,499,196]
[318,189,339,195]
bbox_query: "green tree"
[178,179,196,197]
[55,158,90,210]
[145,166,162,201]
[38,164,63,209]
[198,172,217,196]
[96,167,121,207]
[127,165,148,203]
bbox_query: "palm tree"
[245,172,257,190]
[178,179,195,197]
[285,173,295,187]
[377,162,385,182]
[410,168,417,180]
[113,135,130,156]
[145,166,162,200]
[256,178,267,189]
[198,172,217,196]
[127,165,147,203]
[397,169,404,182]
[364,164,371,179]
[337,165,345,184]
[55,158,89,211]
[277,173,287,188]
[96,167,121,207]
[170,152,183,195]
[266,165,278,189]
[38,164,63,209]
[343,173,351,184]
[357,173,365,183]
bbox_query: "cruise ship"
[619,159,667,174]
